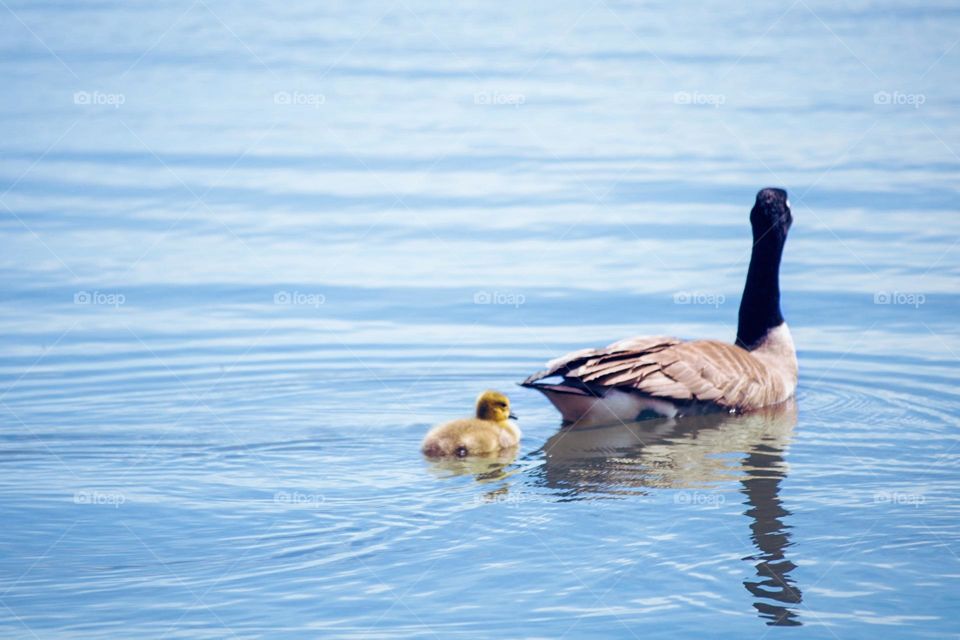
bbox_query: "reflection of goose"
[523,188,797,425]
[742,435,803,627]
[536,401,802,626]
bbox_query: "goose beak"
[509,412,518,420]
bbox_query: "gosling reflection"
[423,449,517,484]
[536,401,801,626]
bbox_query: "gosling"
[421,390,520,457]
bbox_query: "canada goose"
[523,188,797,425]
[421,390,521,457]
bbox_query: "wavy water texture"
[0,0,959,638]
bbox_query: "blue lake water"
[1,1,959,638]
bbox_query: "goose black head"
[750,188,792,241]
[737,188,793,351]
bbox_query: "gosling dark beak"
[509,412,518,420]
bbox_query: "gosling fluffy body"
[422,390,520,457]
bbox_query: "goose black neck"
[736,227,786,350]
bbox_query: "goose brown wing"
[522,336,679,385]
[524,337,779,408]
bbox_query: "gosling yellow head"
[421,390,520,458]
[474,389,517,423]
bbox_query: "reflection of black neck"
[741,442,802,626]
[736,227,785,350]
